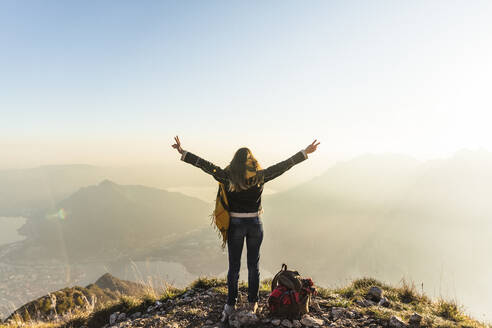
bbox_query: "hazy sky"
[1,0,491,171]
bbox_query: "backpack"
[268,264,316,319]
[210,182,230,248]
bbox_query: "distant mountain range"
[262,150,492,274]
[0,163,214,218]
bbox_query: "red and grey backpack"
[267,264,316,319]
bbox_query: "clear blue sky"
[1,1,491,169]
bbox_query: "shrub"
[190,277,226,289]
[352,277,384,290]
[435,299,465,322]
[398,279,419,304]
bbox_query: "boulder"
[367,286,383,302]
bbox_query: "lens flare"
[45,208,68,220]
[57,208,67,220]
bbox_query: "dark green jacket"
[180,149,308,213]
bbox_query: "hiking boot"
[220,303,235,322]
[247,301,258,314]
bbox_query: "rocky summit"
[2,277,489,328]
[74,285,389,328]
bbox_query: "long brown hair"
[225,147,262,192]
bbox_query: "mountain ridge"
[7,180,211,262]
[6,273,150,323]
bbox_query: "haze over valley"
[1,150,491,322]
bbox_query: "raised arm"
[261,139,320,183]
[172,136,228,184]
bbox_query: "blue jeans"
[227,217,264,306]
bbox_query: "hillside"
[7,180,210,261]
[7,273,149,322]
[2,276,488,328]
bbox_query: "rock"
[292,319,302,328]
[131,312,141,319]
[205,319,213,325]
[389,315,407,328]
[272,318,281,326]
[331,307,346,320]
[109,312,119,325]
[378,297,390,307]
[117,313,126,321]
[229,309,258,327]
[281,319,293,327]
[356,299,376,307]
[300,314,324,327]
[367,286,383,302]
[321,313,331,321]
[347,310,356,319]
[409,313,422,326]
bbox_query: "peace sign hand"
[305,139,320,154]
[172,135,184,154]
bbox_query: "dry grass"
[3,276,490,328]
[317,277,488,328]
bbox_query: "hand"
[172,135,184,154]
[305,139,320,154]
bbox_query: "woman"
[171,136,320,321]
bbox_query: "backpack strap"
[271,263,288,292]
